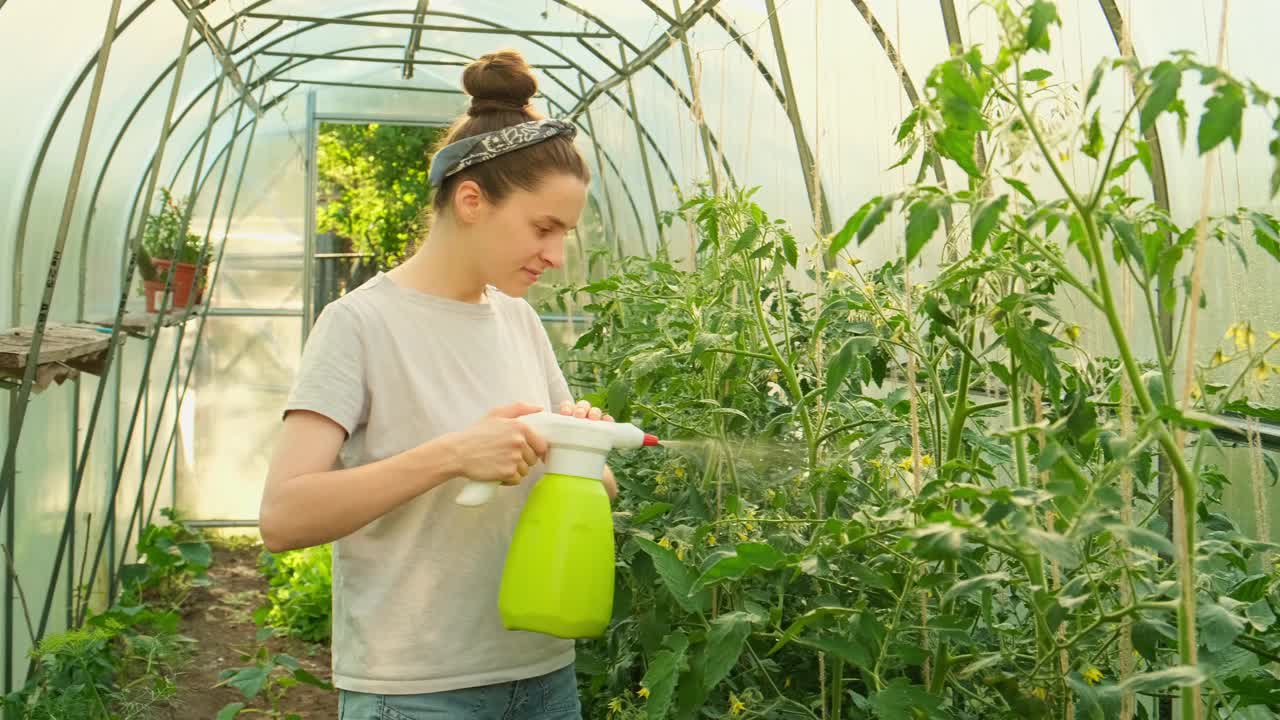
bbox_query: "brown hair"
[430,49,590,214]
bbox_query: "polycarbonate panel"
[180,315,302,521]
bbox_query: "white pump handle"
[455,412,653,506]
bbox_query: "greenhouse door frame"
[302,90,450,338]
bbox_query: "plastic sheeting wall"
[3,0,1280,692]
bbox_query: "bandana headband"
[428,119,578,187]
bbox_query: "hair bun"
[463,50,537,116]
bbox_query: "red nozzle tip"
[643,434,660,447]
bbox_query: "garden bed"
[174,540,336,719]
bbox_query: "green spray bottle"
[454,412,660,638]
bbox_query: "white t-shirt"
[283,272,575,694]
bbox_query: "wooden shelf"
[95,305,205,337]
[0,323,112,393]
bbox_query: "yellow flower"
[736,530,749,542]
[729,692,747,716]
[826,269,849,283]
[898,457,913,471]
[784,676,792,689]
[1058,150,1069,162]
[1066,324,1081,341]
[921,454,934,468]
[1269,330,1280,341]
[1210,350,1230,368]
[658,536,672,549]
[863,283,876,296]
[608,697,624,715]
[1031,688,1047,700]
[1083,667,1103,685]
[637,686,650,699]
[1254,361,1270,382]
[674,466,686,479]
[676,545,687,561]
[706,534,718,546]
[1226,321,1256,351]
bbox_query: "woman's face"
[458,173,588,297]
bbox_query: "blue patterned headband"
[428,119,578,187]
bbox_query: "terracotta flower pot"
[147,259,207,312]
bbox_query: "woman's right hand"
[446,403,549,485]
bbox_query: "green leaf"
[701,612,753,692]
[1106,155,1140,182]
[971,194,1009,254]
[1025,528,1081,569]
[1132,619,1177,663]
[292,667,332,689]
[1198,82,1246,153]
[869,678,944,719]
[768,606,858,656]
[633,538,708,614]
[1083,109,1104,159]
[1107,215,1146,274]
[1022,68,1052,82]
[825,337,859,402]
[1141,61,1182,134]
[1107,524,1174,556]
[1025,1,1059,52]
[1248,211,1280,263]
[1085,62,1105,105]
[216,703,246,720]
[176,540,212,569]
[1119,665,1205,693]
[223,666,270,699]
[1066,673,1105,720]
[632,503,674,525]
[780,229,798,267]
[942,572,1010,606]
[1199,597,1247,652]
[642,632,688,719]
[794,635,874,668]
[896,108,919,143]
[1004,177,1036,203]
[905,200,941,263]
[606,379,631,421]
[1247,599,1275,632]
[730,223,760,255]
[691,543,788,592]
[910,523,965,561]
[831,198,877,257]
[858,195,896,244]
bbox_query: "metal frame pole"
[401,0,430,80]
[620,43,663,256]
[577,75,622,259]
[76,13,199,626]
[1,0,123,699]
[303,90,317,336]
[145,83,266,533]
[762,0,833,240]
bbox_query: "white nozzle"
[455,412,656,506]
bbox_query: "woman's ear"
[451,179,486,224]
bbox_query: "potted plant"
[138,188,208,312]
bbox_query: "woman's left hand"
[559,399,613,422]
[556,400,618,500]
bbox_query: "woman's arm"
[260,403,548,552]
[259,411,456,552]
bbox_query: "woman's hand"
[558,399,613,422]
[446,402,549,485]
[558,399,619,500]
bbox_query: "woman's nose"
[540,235,565,269]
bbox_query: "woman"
[260,49,614,719]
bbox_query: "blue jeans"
[338,663,582,720]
